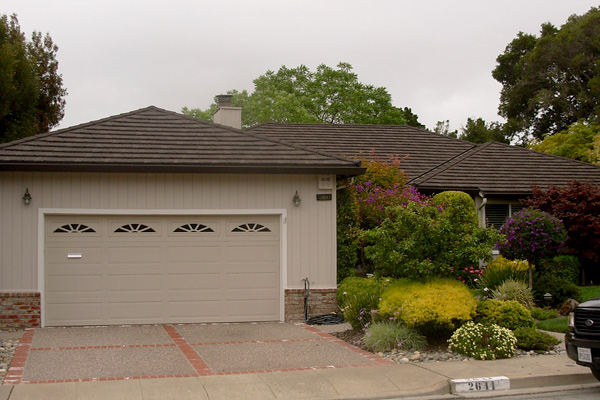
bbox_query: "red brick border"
[0,292,40,329]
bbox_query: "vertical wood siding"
[0,172,336,291]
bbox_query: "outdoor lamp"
[292,191,301,206]
[23,188,32,205]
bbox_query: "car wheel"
[592,367,600,382]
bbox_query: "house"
[246,123,600,228]
[0,105,364,328]
[3,99,600,329]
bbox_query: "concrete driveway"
[5,322,391,384]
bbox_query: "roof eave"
[0,162,366,176]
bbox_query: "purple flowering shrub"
[497,208,567,288]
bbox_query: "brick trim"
[284,288,337,322]
[0,292,41,329]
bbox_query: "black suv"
[566,298,600,381]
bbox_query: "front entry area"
[43,214,281,326]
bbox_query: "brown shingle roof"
[247,123,600,196]
[0,107,364,175]
[410,141,600,196]
[246,123,475,180]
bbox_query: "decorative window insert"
[231,223,271,233]
[174,223,214,233]
[486,203,525,229]
[54,224,96,233]
[114,223,156,233]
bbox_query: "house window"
[231,223,271,233]
[53,224,96,233]
[174,223,214,233]
[114,223,156,233]
[486,203,525,229]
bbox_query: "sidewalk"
[1,353,598,400]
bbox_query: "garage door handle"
[67,253,82,259]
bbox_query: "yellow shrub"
[486,256,529,272]
[378,278,476,334]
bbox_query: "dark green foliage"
[532,274,581,307]
[538,255,580,285]
[459,117,509,144]
[336,188,360,282]
[493,7,600,143]
[0,14,66,142]
[475,299,535,330]
[513,327,560,352]
[337,276,395,330]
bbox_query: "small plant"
[475,299,535,330]
[492,279,535,309]
[530,308,559,321]
[362,321,427,353]
[448,322,517,360]
[337,276,393,309]
[533,274,581,307]
[513,327,560,352]
[340,292,382,331]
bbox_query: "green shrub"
[476,257,528,298]
[337,188,360,282]
[363,201,501,279]
[475,299,535,330]
[513,327,560,352]
[431,191,479,226]
[341,292,381,331]
[492,279,535,309]
[362,321,427,353]
[533,274,581,307]
[530,308,559,321]
[487,256,530,272]
[448,322,517,360]
[378,278,476,336]
[538,255,580,285]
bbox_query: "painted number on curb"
[451,376,510,393]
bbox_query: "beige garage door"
[44,215,281,326]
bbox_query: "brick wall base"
[0,292,41,329]
[284,288,338,322]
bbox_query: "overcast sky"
[4,0,599,132]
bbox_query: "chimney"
[213,94,242,129]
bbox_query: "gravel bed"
[330,328,566,364]
[1,332,21,384]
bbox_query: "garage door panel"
[166,245,222,263]
[166,273,220,290]
[107,246,162,263]
[226,272,279,289]
[45,214,281,326]
[107,274,163,291]
[46,275,104,292]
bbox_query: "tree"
[183,62,423,128]
[0,14,66,143]
[530,119,600,164]
[459,117,509,144]
[497,208,567,289]
[493,7,600,143]
[522,181,600,282]
[432,120,458,137]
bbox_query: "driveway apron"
[4,323,391,384]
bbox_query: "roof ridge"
[407,142,480,185]
[489,140,600,169]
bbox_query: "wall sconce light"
[292,190,301,206]
[23,188,32,205]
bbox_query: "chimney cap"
[216,94,233,107]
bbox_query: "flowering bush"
[497,208,567,288]
[451,266,483,288]
[448,322,517,360]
